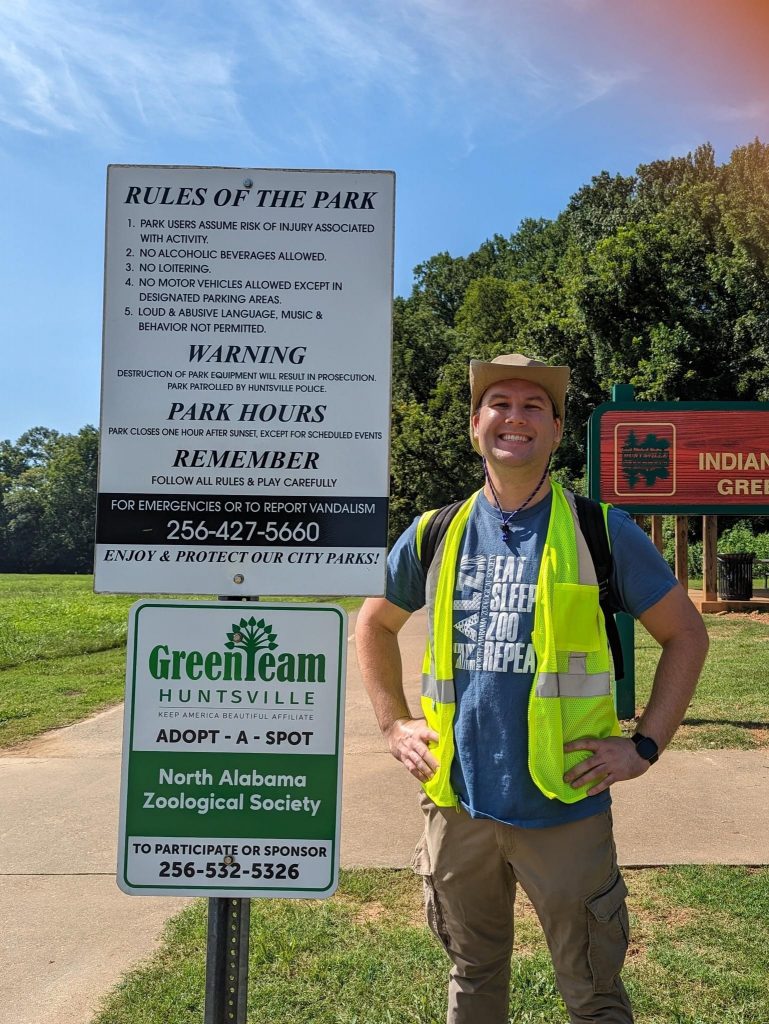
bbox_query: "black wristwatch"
[631,732,659,765]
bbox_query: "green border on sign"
[119,600,346,896]
[588,399,769,514]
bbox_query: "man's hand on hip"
[385,718,440,782]
[562,736,650,796]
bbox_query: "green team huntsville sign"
[117,600,346,897]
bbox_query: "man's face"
[472,378,562,473]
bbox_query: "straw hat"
[469,353,570,453]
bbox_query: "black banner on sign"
[96,493,388,547]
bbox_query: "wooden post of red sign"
[702,515,718,601]
[651,516,664,554]
[675,516,689,591]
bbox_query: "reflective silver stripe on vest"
[422,675,456,703]
[536,671,611,698]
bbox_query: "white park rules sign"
[95,165,394,595]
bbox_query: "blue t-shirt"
[386,489,677,828]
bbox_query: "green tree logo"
[621,431,670,489]
[225,617,278,680]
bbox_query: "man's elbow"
[678,615,709,663]
[356,597,409,642]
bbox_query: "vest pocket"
[585,869,630,993]
[552,583,601,653]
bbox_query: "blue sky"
[2,0,768,441]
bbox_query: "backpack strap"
[417,499,465,576]
[574,494,625,681]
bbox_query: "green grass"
[634,614,769,750]
[0,574,138,668]
[0,647,128,745]
[92,867,769,1024]
[0,574,362,748]
[2,573,768,751]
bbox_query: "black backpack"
[416,493,625,681]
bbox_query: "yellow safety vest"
[416,481,621,806]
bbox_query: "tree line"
[0,426,97,573]
[389,139,769,540]
[2,139,768,571]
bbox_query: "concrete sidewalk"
[1,607,767,1024]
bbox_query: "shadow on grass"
[683,718,768,730]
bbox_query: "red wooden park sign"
[588,400,769,513]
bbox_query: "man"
[356,353,708,1024]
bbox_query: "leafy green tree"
[566,171,637,248]
[410,240,512,327]
[16,427,61,466]
[43,426,99,572]
[391,296,455,404]
[1,426,98,572]
[388,138,769,539]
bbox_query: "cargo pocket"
[411,834,452,954]
[585,870,630,993]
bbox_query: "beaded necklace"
[483,457,551,538]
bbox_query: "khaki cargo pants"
[412,794,633,1024]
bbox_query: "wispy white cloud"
[0,0,638,151]
[238,0,637,145]
[573,67,641,108]
[0,0,246,140]
[708,99,769,123]
[257,0,417,89]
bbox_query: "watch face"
[633,734,659,763]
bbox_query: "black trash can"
[717,553,755,600]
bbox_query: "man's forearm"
[356,599,440,782]
[356,615,413,736]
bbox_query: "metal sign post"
[202,594,256,1024]
[204,896,250,1024]
[117,598,347,1021]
